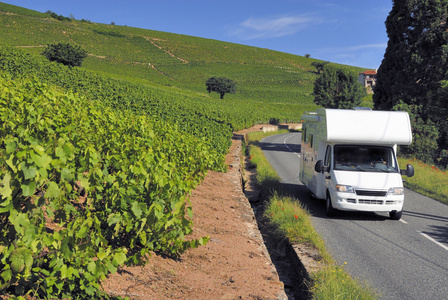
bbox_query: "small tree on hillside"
[42,43,87,67]
[313,64,366,109]
[206,77,236,99]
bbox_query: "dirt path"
[102,125,290,299]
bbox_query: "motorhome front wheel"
[389,210,402,220]
[326,193,336,217]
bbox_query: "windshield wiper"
[355,165,367,172]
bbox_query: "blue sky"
[3,0,393,69]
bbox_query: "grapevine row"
[0,76,210,298]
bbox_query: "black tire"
[326,193,336,217]
[389,210,402,220]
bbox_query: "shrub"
[42,43,87,67]
[45,10,71,21]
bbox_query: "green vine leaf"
[10,248,33,274]
[131,202,142,218]
[87,261,99,276]
[107,214,122,226]
[0,270,12,288]
[45,182,61,199]
[30,151,52,169]
[21,181,36,197]
[5,140,17,154]
[112,252,126,266]
[0,173,12,199]
[22,165,37,180]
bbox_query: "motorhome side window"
[333,145,399,173]
[302,127,307,142]
[324,145,331,169]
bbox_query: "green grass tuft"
[310,265,378,300]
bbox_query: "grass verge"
[398,157,448,205]
[245,130,378,300]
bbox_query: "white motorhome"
[299,108,414,220]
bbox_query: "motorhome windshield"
[333,145,399,173]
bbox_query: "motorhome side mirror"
[406,164,414,177]
[401,164,414,177]
[315,160,330,173]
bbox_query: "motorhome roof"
[302,108,413,145]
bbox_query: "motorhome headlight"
[335,185,355,193]
[388,187,404,195]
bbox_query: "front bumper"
[330,191,404,212]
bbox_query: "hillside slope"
[1,1,363,125]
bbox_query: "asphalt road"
[260,132,448,300]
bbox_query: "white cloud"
[315,43,387,57]
[346,43,387,51]
[230,14,321,40]
[315,43,387,68]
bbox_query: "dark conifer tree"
[374,0,448,158]
[374,0,448,114]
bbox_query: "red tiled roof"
[359,70,377,75]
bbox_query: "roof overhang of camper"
[311,109,413,145]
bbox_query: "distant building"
[358,70,377,93]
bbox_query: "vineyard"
[0,2,366,298]
[0,72,225,297]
